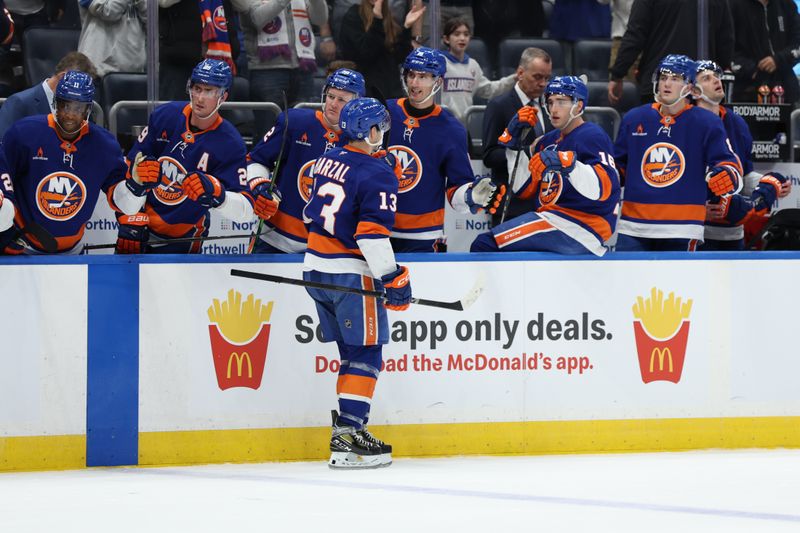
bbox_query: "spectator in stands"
[78,0,147,78]
[597,0,637,82]
[483,47,552,226]
[730,0,800,105]
[440,16,515,122]
[5,0,47,38]
[418,0,470,46]
[548,0,611,42]
[608,0,734,105]
[0,0,13,96]
[232,0,327,138]
[0,51,97,138]
[338,0,425,98]
[158,0,241,101]
[330,0,409,42]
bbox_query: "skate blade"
[328,451,387,469]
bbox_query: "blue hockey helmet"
[544,76,588,106]
[190,58,233,91]
[403,47,446,77]
[695,59,723,78]
[653,54,697,84]
[339,97,391,140]
[325,68,366,97]
[55,71,95,103]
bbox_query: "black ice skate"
[358,427,392,466]
[328,410,386,469]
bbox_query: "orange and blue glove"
[498,106,539,150]
[249,176,281,220]
[380,265,412,311]
[183,171,226,208]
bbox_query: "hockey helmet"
[695,60,723,78]
[544,76,588,106]
[55,71,95,103]
[653,54,697,84]
[325,68,366,98]
[190,58,233,91]
[403,47,446,77]
[339,97,391,140]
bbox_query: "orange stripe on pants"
[336,374,377,399]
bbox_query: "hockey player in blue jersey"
[0,71,144,254]
[692,60,792,250]
[471,76,621,255]
[117,59,254,253]
[613,54,743,252]
[246,68,366,254]
[303,97,410,469]
[386,47,506,252]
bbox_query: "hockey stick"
[499,127,530,224]
[6,186,60,253]
[230,268,485,311]
[81,230,268,253]
[248,90,290,254]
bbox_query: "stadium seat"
[497,38,567,77]
[572,40,612,82]
[101,72,148,148]
[220,76,255,142]
[22,28,81,87]
[464,105,485,158]
[583,106,621,141]
[586,80,640,112]
[466,37,492,78]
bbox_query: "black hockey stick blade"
[21,221,59,253]
[230,269,485,311]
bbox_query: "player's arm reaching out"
[355,159,412,311]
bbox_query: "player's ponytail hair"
[359,0,401,50]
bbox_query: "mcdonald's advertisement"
[137,259,800,433]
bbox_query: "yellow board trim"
[0,435,86,472]
[139,416,800,466]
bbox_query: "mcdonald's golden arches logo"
[632,288,693,384]
[207,289,274,390]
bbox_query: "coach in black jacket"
[731,0,800,105]
[482,47,552,226]
[608,0,734,104]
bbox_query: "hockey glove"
[183,171,226,208]
[498,106,539,150]
[529,150,576,181]
[466,176,506,214]
[380,265,412,311]
[249,176,282,220]
[373,150,403,181]
[751,173,788,215]
[125,152,161,197]
[115,213,150,254]
[705,166,738,197]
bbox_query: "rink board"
[3,253,800,470]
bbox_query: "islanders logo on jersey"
[36,172,87,221]
[212,5,228,32]
[640,142,685,187]
[388,145,422,193]
[539,171,563,206]
[297,159,315,202]
[154,156,188,206]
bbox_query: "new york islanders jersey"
[614,102,743,241]
[303,146,398,276]
[2,115,127,252]
[510,122,620,255]
[249,109,344,253]
[129,102,250,240]
[385,98,474,241]
[705,105,754,242]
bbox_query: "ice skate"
[328,411,385,469]
[358,427,392,466]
